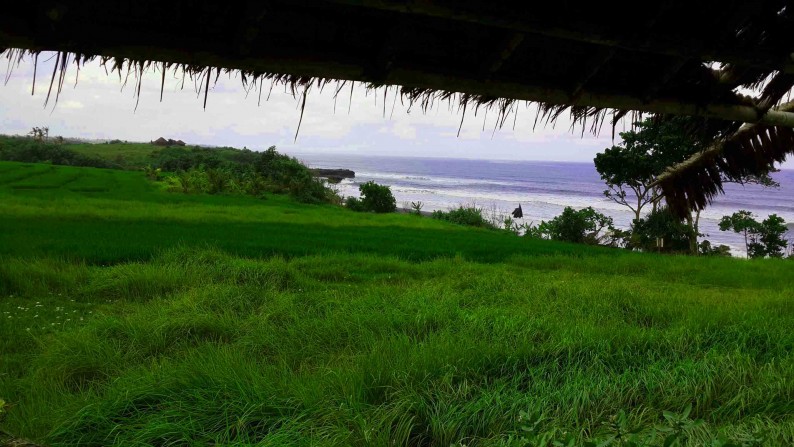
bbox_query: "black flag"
[512,204,523,219]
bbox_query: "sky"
[0,53,622,162]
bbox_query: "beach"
[296,152,794,255]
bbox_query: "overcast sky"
[0,54,624,162]
[0,53,789,168]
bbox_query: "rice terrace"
[1,1,794,446]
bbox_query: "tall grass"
[0,161,792,445]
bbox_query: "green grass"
[0,161,792,446]
[68,142,159,169]
[67,141,260,170]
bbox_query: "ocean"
[294,152,794,255]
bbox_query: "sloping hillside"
[1,162,792,446]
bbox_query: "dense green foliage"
[69,140,261,171]
[593,118,709,223]
[252,147,337,204]
[1,136,340,205]
[344,195,367,211]
[758,215,790,258]
[629,207,693,254]
[527,206,618,246]
[431,205,497,229]
[719,211,790,259]
[594,118,779,256]
[1,161,793,446]
[153,145,260,171]
[698,240,733,257]
[358,181,397,213]
[346,181,398,213]
[157,147,338,204]
[0,136,115,169]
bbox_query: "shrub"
[344,196,366,211]
[699,240,732,257]
[358,181,396,213]
[253,147,334,204]
[535,206,616,245]
[152,147,225,171]
[176,171,192,193]
[288,172,330,204]
[206,168,230,194]
[240,173,268,197]
[143,166,162,180]
[165,169,210,194]
[159,147,338,204]
[431,205,494,229]
[630,207,692,253]
[719,210,790,258]
[759,214,789,258]
[0,138,114,169]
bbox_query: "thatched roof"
[2,1,794,212]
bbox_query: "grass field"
[67,142,160,169]
[1,161,792,446]
[67,141,259,170]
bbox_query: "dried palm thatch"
[2,1,794,211]
[655,101,794,216]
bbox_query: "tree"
[719,211,762,258]
[430,205,494,228]
[533,207,617,246]
[358,181,396,213]
[594,118,702,223]
[719,211,790,259]
[698,240,732,257]
[27,126,49,142]
[759,214,789,258]
[630,207,692,254]
[595,117,779,255]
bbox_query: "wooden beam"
[642,58,689,102]
[367,18,406,83]
[235,2,270,56]
[479,32,524,77]
[317,0,794,74]
[569,47,616,100]
[597,3,671,102]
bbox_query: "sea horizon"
[290,151,794,256]
[287,149,794,171]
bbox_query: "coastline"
[313,156,793,257]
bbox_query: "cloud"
[380,121,416,140]
[60,100,84,110]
